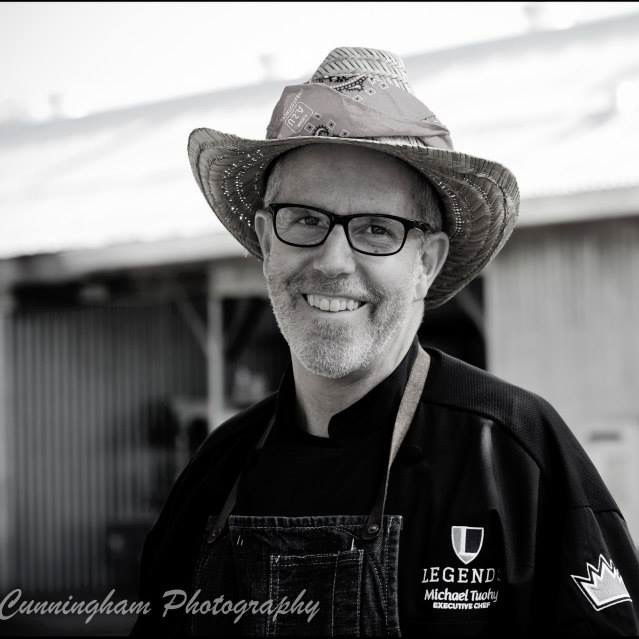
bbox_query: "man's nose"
[311,224,356,277]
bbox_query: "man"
[133,47,639,636]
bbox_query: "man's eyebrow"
[274,203,400,215]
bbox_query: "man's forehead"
[271,144,428,207]
[277,144,411,175]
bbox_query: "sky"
[2,1,639,120]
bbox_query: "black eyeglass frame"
[266,203,436,257]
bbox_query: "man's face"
[254,144,448,379]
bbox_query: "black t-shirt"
[234,340,418,516]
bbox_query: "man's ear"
[254,209,273,259]
[415,231,449,300]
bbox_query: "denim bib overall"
[191,347,430,637]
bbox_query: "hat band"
[266,82,453,149]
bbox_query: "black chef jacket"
[132,342,639,637]
[233,337,416,517]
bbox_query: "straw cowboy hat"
[187,46,519,309]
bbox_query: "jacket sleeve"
[129,525,162,637]
[545,506,639,636]
[128,396,276,636]
[129,466,200,637]
[530,399,639,635]
[128,433,224,636]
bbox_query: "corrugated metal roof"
[1,12,638,260]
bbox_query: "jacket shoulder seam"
[419,395,546,475]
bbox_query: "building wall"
[484,216,639,540]
[7,300,206,595]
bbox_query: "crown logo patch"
[571,554,632,611]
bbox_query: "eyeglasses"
[267,203,435,256]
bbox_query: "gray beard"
[263,260,419,379]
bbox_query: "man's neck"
[290,333,420,438]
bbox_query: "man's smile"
[302,294,367,313]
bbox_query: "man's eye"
[297,216,320,226]
[367,224,391,235]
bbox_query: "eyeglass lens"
[274,206,406,255]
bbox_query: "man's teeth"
[306,294,364,312]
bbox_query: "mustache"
[286,272,383,303]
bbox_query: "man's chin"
[296,355,359,380]
[291,339,372,379]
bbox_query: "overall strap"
[207,414,276,542]
[361,345,430,540]
[208,345,430,543]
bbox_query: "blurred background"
[1,1,638,634]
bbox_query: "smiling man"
[256,144,449,437]
[133,48,639,637]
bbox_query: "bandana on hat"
[267,81,452,148]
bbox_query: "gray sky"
[1,1,638,120]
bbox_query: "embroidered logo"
[571,555,632,611]
[451,526,484,565]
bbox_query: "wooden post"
[207,265,225,433]
[206,258,268,432]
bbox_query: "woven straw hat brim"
[188,127,519,310]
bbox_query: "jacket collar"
[270,338,420,445]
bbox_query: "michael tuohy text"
[422,566,501,611]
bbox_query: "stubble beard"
[264,259,419,379]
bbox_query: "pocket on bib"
[267,549,364,637]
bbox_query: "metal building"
[0,12,638,616]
